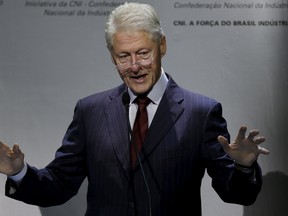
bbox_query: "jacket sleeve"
[203,102,262,206]
[5,100,87,207]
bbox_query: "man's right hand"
[0,141,25,176]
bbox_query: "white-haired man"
[0,2,269,216]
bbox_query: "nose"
[130,55,140,72]
[130,63,140,72]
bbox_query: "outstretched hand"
[0,141,25,176]
[218,126,269,167]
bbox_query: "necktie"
[131,96,150,168]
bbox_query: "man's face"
[111,30,166,95]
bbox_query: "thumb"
[12,144,24,158]
[218,135,231,152]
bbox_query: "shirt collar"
[128,68,168,105]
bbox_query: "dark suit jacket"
[6,74,262,216]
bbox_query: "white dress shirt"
[127,68,168,129]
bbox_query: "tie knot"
[135,96,150,107]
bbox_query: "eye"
[118,54,130,63]
[137,51,150,59]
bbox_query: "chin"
[131,87,151,95]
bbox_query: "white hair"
[105,2,165,51]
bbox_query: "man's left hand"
[218,126,269,167]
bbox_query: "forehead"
[112,31,157,53]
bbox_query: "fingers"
[12,144,22,156]
[0,141,8,149]
[247,130,260,142]
[258,146,270,155]
[0,141,12,157]
[246,129,267,149]
[1,142,23,159]
[237,126,265,144]
[235,125,247,142]
[7,144,24,159]
[5,147,16,158]
[253,136,265,144]
[235,126,269,155]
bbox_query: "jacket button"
[128,201,134,208]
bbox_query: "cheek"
[122,77,130,86]
[150,65,161,82]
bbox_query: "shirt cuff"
[8,163,28,185]
[234,162,255,174]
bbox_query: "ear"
[160,36,167,57]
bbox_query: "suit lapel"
[104,85,132,180]
[136,77,185,167]
[104,78,185,173]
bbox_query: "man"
[0,2,269,216]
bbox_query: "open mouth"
[130,74,146,80]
